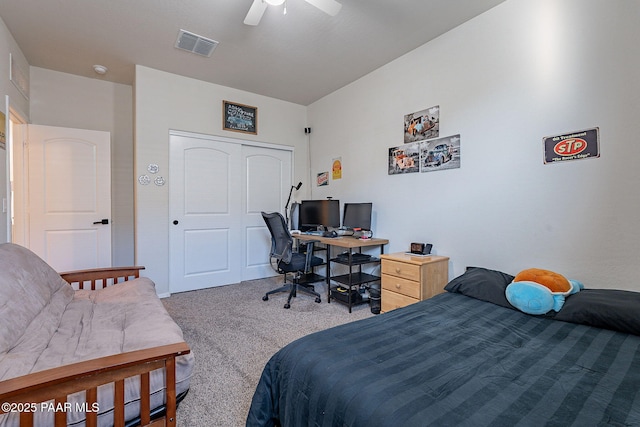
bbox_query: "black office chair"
[261,211,323,309]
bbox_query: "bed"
[246,267,640,427]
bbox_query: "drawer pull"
[395,267,401,273]
[395,283,401,289]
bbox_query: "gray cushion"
[0,243,74,354]
[0,243,194,427]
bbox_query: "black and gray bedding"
[246,267,640,427]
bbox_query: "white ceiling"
[0,0,507,106]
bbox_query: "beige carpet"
[162,276,374,427]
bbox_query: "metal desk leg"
[326,244,331,303]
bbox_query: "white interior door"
[242,145,292,281]
[169,134,243,293]
[26,124,111,272]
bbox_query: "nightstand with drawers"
[379,252,449,312]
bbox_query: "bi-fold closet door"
[169,131,292,293]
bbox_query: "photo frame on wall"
[223,100,257,134]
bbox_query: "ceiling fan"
[244,0,342,26]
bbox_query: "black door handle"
[173,220,179,225]
[93,219,109,225]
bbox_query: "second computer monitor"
[299,199,340,231]
[342,202,372,231]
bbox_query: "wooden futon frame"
[0,266,191,427]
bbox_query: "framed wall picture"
[223,100,257,134]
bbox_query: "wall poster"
[543,127,600,164]
[404,105,439,143]
[420,134,460,173]
[332,157,342,180]
[388,135,461,175]
[317,171,329,186]
[388,142,420,175]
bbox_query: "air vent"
[175,30,219,57]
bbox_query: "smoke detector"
[93,64,108,75]
[175,30,219,57]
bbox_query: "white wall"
[134,65,310,295]
[0,17,30,243]
[307,0,640,290]
[5,0,638,293]
[29,67,134,266]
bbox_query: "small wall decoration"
[0,111,6,150]
[404,105,439,143]
[317,171,329,186]
[420,134,461,173]
[332,157,342,180]
[388,142,420,175]
[223,100,257,134]
[543,127,600,164]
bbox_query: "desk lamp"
[285,182,302,228]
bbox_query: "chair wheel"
[315,297,321,303]
[262,295,268,301]
[284,303,291,309]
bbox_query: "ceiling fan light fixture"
[244,0,341,25]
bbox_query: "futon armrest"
[0,342,190,427]
[0,342,190,401]
[60,266,146,290]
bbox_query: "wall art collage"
[388,105,461,175]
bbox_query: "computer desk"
[294,234,389,311]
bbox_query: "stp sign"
[554,138,587,156]
[543,128,600,164]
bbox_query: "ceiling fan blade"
[304,0,342,16]
[244,0,268,26]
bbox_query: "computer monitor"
[299,200,340,231]
[289,202,300,230]
[342,202,372,231]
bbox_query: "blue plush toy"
[505,268,583,315]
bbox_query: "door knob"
[93,219,109,225]
[173,220,179,225]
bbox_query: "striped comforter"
[247,292,640,427]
